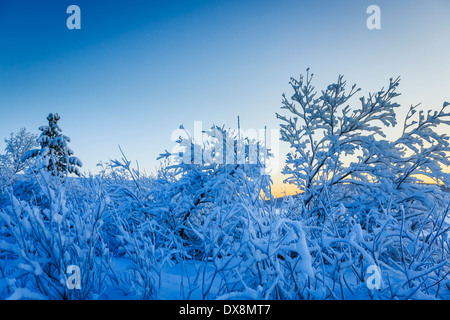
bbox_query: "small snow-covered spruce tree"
[277,69,450,221]
[23,113,82,177]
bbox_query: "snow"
[1,72,449,300]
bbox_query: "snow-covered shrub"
[2,128,39,175]
[0,157,15,190]
[0,128,38,196]
[0,170,112,300]
[104,208,170,299]
[275,69,450,299]
[164,173,325,300]
[93,152,181,299]
[296,199,450,300]
[199,183,315,300]
[95,151,159,253]
[155,125,271,257]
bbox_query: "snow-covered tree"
[277,69,450,222]
[22,113,82,177]
[1,128,39,174]
[274,69,450,300]
[155,124,272,253]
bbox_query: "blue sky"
[1,0,449,195]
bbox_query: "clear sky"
[1,0,449,196]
